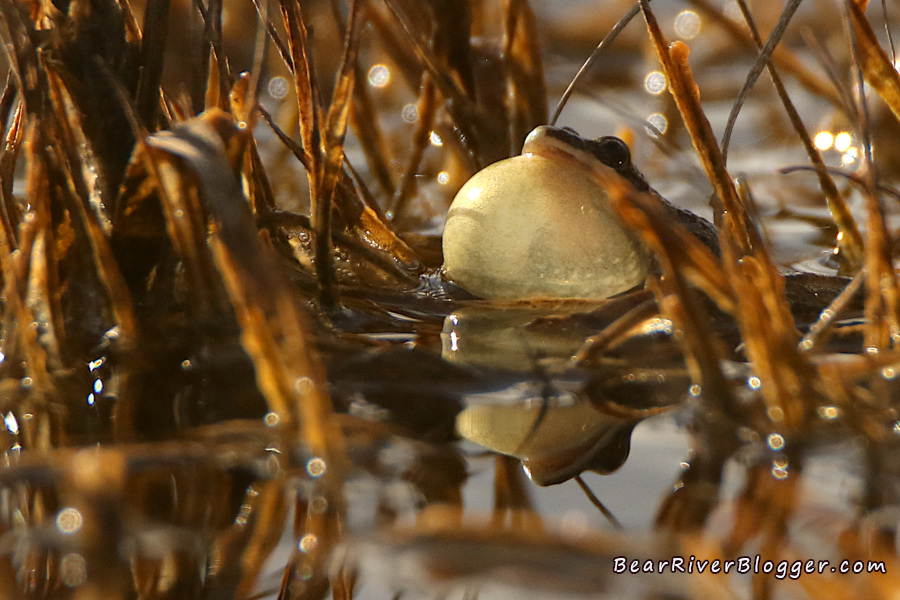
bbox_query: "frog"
[440,125,854,325]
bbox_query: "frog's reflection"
[441,303,607,370]
[456,396,637,486]
[446,302,686,485]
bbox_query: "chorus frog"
[441,126,718,300]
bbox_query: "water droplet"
[401,103,419,123]
[60,553,87,587]
[299,533,318,553]
[737,427,759,442]
[93,379,103,394]
[4,413,18,435]
[674,10,701,39]
[306,457,327,477]
[647,113,668,134]
[644,71,667,95]
[437,171,450,185]
[295,377,313,394]
[813,131,834,151]
[86,393,95,406]
[234,501,253,526]
[309,496,329,514]
[56,508,84,534]
[21,377,32,389]
[429,131,443,146]
[264,412,280,427]
[448,330,459,352]
[818,406,840,420]
[367,64,390,88]
[834,131,853,153]
[767,433,785,451]
[268,76,289,99]
[883,367,897,380]
[748,376,762,390]
[88,357,105,372]
[841,146,858,165]
[771,467,789,480]
[689,384,701,397]
[181,359,192,370]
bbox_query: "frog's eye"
[594,136,631,169]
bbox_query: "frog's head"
[523,125,650,192]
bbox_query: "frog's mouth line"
[530,126,652,192]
